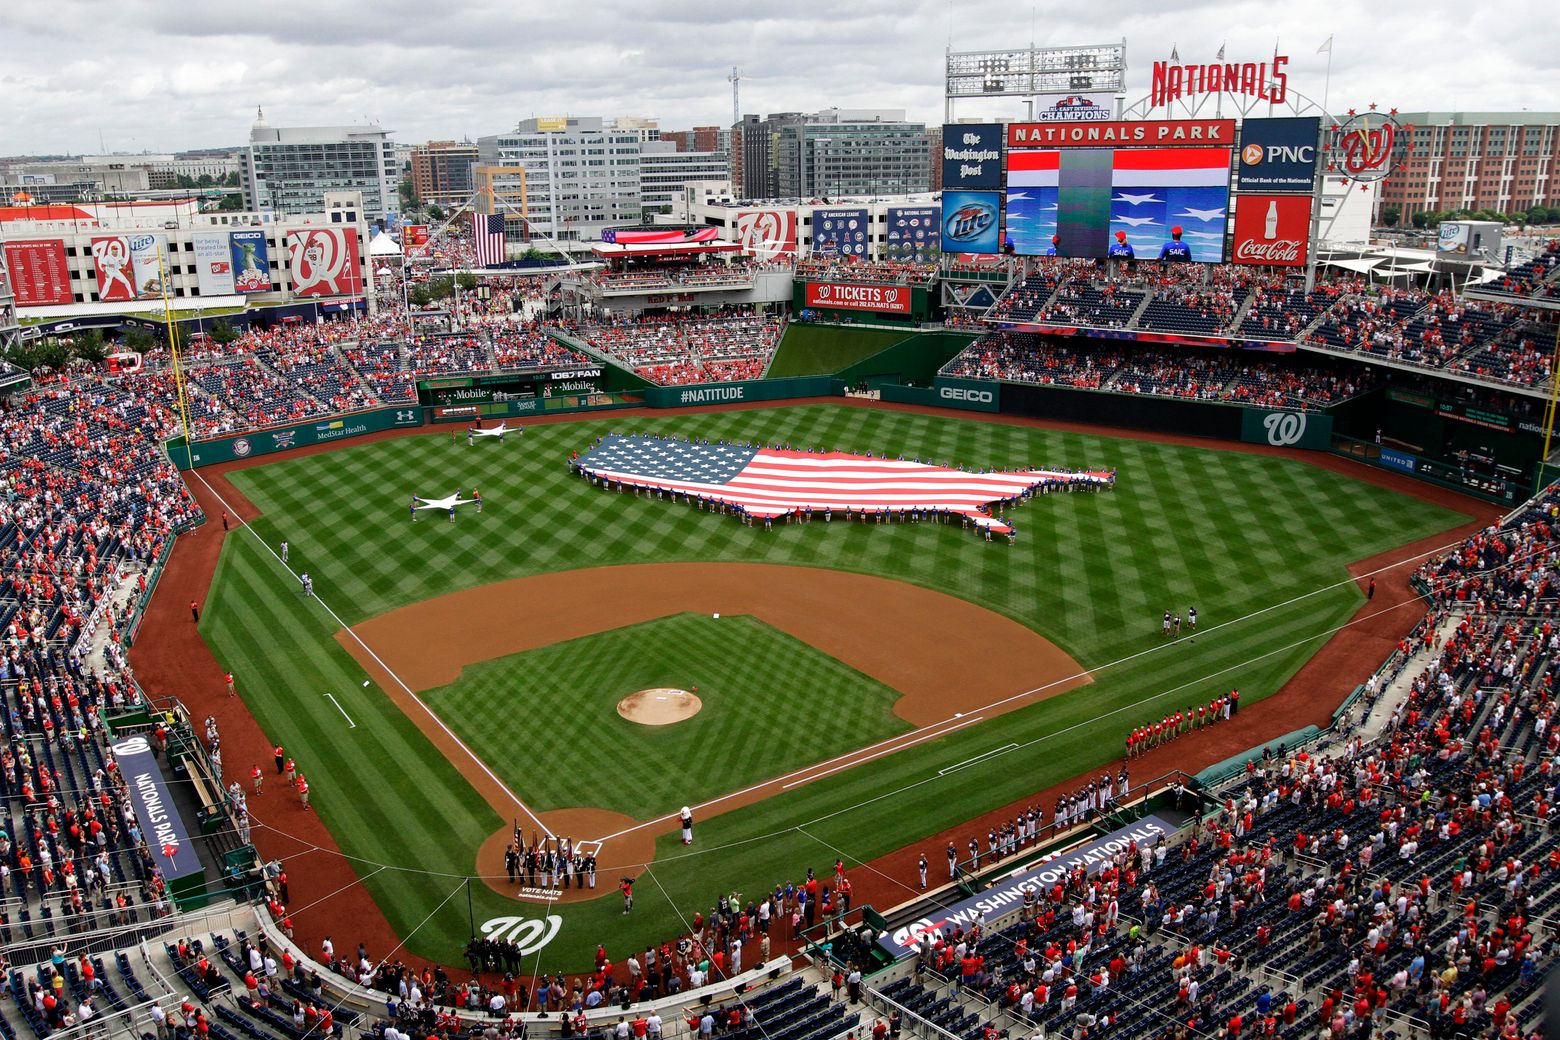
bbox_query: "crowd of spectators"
[795,258,938,286]
[572,312,784,385]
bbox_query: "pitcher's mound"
[617,688,702,726]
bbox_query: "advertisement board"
[288,228,362,297]
[90,236,138,302]
[1231,194,1310,266]
[1029,92,1117,122]
[875,815,1173,959]
[191,232,237,296]
[230,230,272,293]
[931,377,1000,412]
[127,233,166,300]
[734,209,798,262]
[940,191,1002,254]
[1009,119,1236,148]
[804,281,913,315]
[1437,221,1503,261]
[3,240,73,307]
[884,207,940,262]
[1235,117,1321,193]
[402,224,430,258]
[810,208,870,258]
[176,405,423,469]
[1006,147,1229,261]
[941,123,1005,189]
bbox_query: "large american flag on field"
[575,434,1113,533]
[471,212,506,267]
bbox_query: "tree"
[456,272,478,291]
[121,328,157,354]
[428,276,455,301]
[1380,206,1401,228]
[70,329,108,364]
[399,175,420,212]
[407,284,433,308]
[208,320,240,345]
[218,193,245,212]
[428,204,445,222]
[1411,211,1434,230]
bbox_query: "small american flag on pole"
[472,212,506,267]
[574,434,1113,533]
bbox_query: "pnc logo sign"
[940,386,994,404]
[1242,143,1314,165]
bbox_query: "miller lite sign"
[1231,194,1310,267]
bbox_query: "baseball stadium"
[0,58,1557,1040]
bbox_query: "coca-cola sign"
[1231,194,1311,268]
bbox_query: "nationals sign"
[1151,56,1290,107]
[1009,120,1236,148]
[90,236,137,302]
[1231,194,1311,267]
[287,228,362,297]
[806,281,912,315]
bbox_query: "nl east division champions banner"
[884,207,940,262]
[229,230,272,293]
[288,228,363,297]
[191,232,237,296]
[1006,147,1229,261]
[735,210,798,262]
[575,434,1112,533]
[810,208,869,258]
[90,236,138,302]
[3,240,73,307]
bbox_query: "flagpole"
[1321,36,1334,117]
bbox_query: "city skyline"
[3,0,1556,156]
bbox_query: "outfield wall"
[168,405,426,469]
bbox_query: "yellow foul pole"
[156,244,196,471]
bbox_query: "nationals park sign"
[805,281,914,315]
[1008,119,1236,148]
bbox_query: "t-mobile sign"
[1231,194,1311,267]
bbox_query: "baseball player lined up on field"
[1161,607,1197,638]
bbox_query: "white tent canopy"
[368,231,402,257]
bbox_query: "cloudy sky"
[3,0,1555,156]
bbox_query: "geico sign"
[940,386,994,404]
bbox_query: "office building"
[476,117,641,241]
[410,141,479,208]
[1379,113,1560,222]
[639,143,731,214]
[243,110,399,219]
[732,110,930,199]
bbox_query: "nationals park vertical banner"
[127,233,167,300]
[90,236,138,302]
[191,232,237,296]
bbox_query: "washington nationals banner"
[810,208,869,258]
[91,236,137,302]
[574,433,1112,533]
[288,228,363,297]
[109,734,201,883]
[735,210,797,262]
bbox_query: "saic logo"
[479,915,563,954]
[940,386,994,404]
[944,202,996,243]
[1262,411,1308,446]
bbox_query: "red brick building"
[1379,113,1559,223]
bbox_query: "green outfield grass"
[425,613,910,819]
[201,404,1470,968]
[766,325,910,378]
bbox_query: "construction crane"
[727,66,741,126]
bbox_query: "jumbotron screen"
[1005,147,1230,262]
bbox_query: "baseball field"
[188,402,1469,968]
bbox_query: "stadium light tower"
[944,41,1127,122]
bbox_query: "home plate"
[617,688,703,726]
